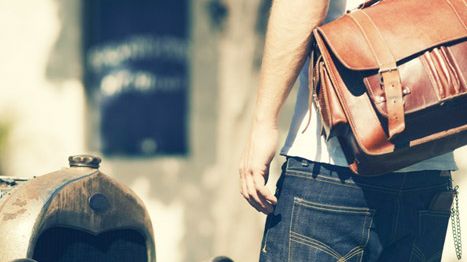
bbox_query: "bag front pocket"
[288,197,374,262]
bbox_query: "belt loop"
[286,157,292,171]
[441,170,451,177]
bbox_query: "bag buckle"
[378,66,398,87]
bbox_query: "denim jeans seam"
[358,252,364,262]
[401,183,451,193]
[342,246,364,261]
[417,210,424,238]
[289,198,372,261]
[359,211,373,261]
[286,158,292,171]
[287,201,295,262]
[409,247,421,262]
[428,250,443,261]
[391,199,401,242]
[287,169,451,194]
[295,197,374,215]
[290,198,372,261]
[285,169,320,177]
[290,238,340,259]
[286,172,360,190]
[290,231,366,261]
[411,244,426,261]
[357,251,364,262]
[296,203,373,215]
[355,181,450,194]
[284,171,316,180]
[419,210,451,217]
[261,227,270,254]
[416,209,451,258]
[290,231,341,258]
[392,175,407,240]
[311,176,361,190]
[286,171,405,194]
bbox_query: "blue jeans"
[259,157,454,262]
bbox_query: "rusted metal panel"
[0,156,156,262]
[0,167,97,261]
[0,177,30,200]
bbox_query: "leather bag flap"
[317,0,467,71]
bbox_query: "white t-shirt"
[280,0,458,172]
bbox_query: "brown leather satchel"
[311,0,467,175]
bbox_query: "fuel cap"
[89,192,110,213]
[68,154,101,169]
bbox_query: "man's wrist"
[253,114,279,130]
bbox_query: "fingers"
[246,174,274,214]
[255,180,277,205]
[240,167,276,214]
[240,175,263,213]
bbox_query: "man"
[239,0,458,261]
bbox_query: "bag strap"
[348,9,405,139]
[357,0,382,9]
[346,0,382,13]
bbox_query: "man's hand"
[239,122,279,214]
[239,0,329,214]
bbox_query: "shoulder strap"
[348,9,405,139]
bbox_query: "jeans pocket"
[409,210,451,262]
[288,197,374,262]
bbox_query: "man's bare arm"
[239,0,330,214]
[256,0,329,125]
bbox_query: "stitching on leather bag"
[359,10,398,63]
[321,63,333,132]
[322,62,349,135]
[351,10,407,140]
[318,15,465,72]
[363,77,381,104]
[347,12,383,66]
[321,54,387,154]
[445,0,467,30]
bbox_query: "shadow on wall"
[46,0,82,83]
